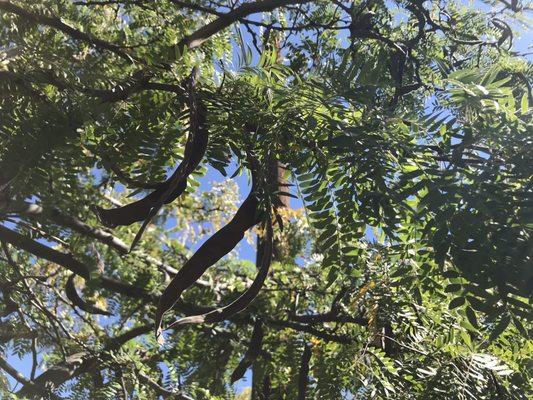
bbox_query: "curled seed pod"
[93,67,208,245]
[155,171,262,343]
[169,219,272,327]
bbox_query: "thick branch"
[170,0,340,32]
[177,0,313,50]
[0,354,34,386]
[0,68,184,103]
[2,201,184,276]
[17,324,152,397]
[4,201,129,254]
[0,224,161,305]
[1,218,360,349]
[0,224,90,279]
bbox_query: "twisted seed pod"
[155,172,262,343]
[93,68,207,248]
[169,219,272,327]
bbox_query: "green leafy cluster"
[0,0,531,399]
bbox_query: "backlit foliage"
[0,0,531,399]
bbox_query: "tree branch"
[290,311,367,326]
[0,224,90,279]
[138,372,194,399]
[17,324,152,397]
[268,319,353,344]
[0,354,34,386]
[2,201,185,277]
[3,201,129,254]
[0,0,137,63]
[177,0,314,50]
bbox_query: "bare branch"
[0,354,34,386]
[4,201,129,254]
[177,0,314,51]
[0,224,90,278]
[138,372,194,399]
[290,311,367,326]
[17,324,152,397]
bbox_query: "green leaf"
[329,135,354,148]
[276,191,298,199]
[445,284,462,293]
[449,297,465,309]
[460,330,472,347]
[489,315,511,342]
[520,92,529,114]
[325,266,339,287]
[442,270,461,279]
[512,317,527,337]
[465,306,478,328]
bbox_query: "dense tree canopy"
[0,0,531,398]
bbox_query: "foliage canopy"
[0,0,531,399]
